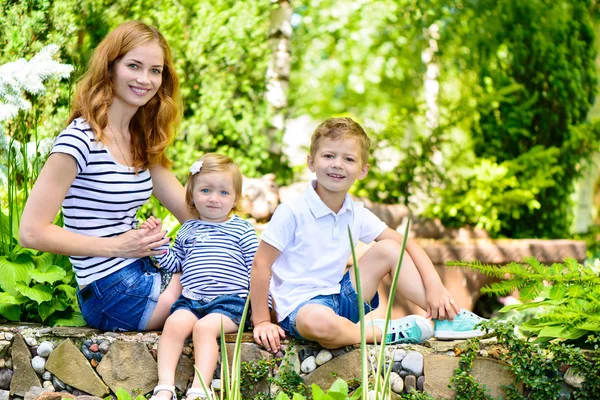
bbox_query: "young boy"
[250,118,485,351]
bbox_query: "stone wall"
[0,325,586,400]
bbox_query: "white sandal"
[185,388,208,400]
[149,384,177,400]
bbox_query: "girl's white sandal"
[149,384,177,400]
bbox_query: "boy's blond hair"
[309,118,371,166]
[185,153,243,218]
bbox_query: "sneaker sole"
[433,329,485,340]
[411,315,434,342]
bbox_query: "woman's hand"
[110,228,169,258]
[424,282,459,321]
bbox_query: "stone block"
[10,334,41,397]
[45,339,109,398]
[304,350,361,391]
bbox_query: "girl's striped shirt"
[50,117,153,286]
[155,215,258,300]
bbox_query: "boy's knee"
[297,308,338,341]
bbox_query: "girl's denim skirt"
[76,257,160,332]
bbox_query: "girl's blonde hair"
[68,20,182,170]
[185,153,243,218]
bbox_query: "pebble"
[90,359,98,368]
[392,361,402,374]
[392,349,406,362]
[103,332,119,338]
[390,372,404,394]
[81,345,93,360]
[299,348,313,361]
[89,344,99,352]
[0,360,4,369]
[564,367,585,389]
[478,349,488,357]
[401,351,424,377]
[98,341,111,354]
[65,384,73,392]
[0,334,3,341]
[42,381,54,390]
[5,360,11,369]
[399,370,408,378]
[330,348,346,357]
[417,375,425,391]
[0,342,10,355]
[445,351,456,357]
[30,346,38,358]
[93,352,102,361]
[25,337,37,346]
[31,356,46,374]
[404,375,416,393]
[182,346,193,356]
[3,334,12,342]
[300,356,316,373]
[83,340,93,347]
[42,371,52,381]
[315,350,332,366]
[0,389,7,400]
[0,369,13,390]
[37,341,54,358]
[53,376,66,391]
[212,379,221,390]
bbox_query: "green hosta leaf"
[32,252,54,269]
[37,302,55,322]
[114,387,132,400]
[0,304,21,321]
[29,265,67,284]
[15,282,52,304]
[0,254,34,295]
[50,311,86,327]
[55,284,76,298]
[576,322,600,331]
[538,325,566,338]
[292,394,307,400]
[0,291,27,305]
[49,297,68,312]
[310,385,326,400]
[327,378,349,400]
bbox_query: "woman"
[20,21,194,332]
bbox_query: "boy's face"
[307,136,369,196]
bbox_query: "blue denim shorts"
[76,257,160,332]
[279,271,379,340]
[171,294,249,328]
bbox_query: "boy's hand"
[140,216,162,234]
[424,282,459,321]
[253,321,286,353]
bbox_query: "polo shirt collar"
[305,180,353,219]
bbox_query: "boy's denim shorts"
[171,294,249,328]
[279,271,379,340]
[76,257,161,332]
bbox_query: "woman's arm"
[19,153,168,258]
[149,164,195,224]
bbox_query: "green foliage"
[450,338,498,400]
[240,358,277,399]
[449,257,600,341]
[105,387,145,400]
[274,378,360,400]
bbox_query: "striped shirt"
[156,215,258,300]
[50,118,153,286]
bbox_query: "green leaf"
[326,378,349,400]
[0,254,34,296]
[37,302,55,322]
[0,292,26,305]
[54,284,77,298]
[115,387,132,400]
[311,384,327,400]
[0,304,21,321]
[275,392,292,400]
[537,325,565,338]
[50,311,87,327]
[292,393,307,400]
[31,253,54,269]
[29,265,67,284]
[15,283,53,304]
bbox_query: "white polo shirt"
[262,181,387,321]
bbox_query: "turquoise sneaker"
[367,315,433,344]
[433,309,488,340]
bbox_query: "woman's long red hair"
[68,20,182,169]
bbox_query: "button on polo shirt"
[262,181,387,322]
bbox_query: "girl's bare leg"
[147,273,182,331]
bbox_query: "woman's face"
[112,41,164,110]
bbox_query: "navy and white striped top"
[155,215,258,300]
[50,118,153,286]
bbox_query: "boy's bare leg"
[147,273,182,331]
[296,239,428,348]
[154,310,197,399]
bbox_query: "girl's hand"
[253,321,286,353]
[109,228,169,258]
[424,282,459,321]
[139,216,162,234]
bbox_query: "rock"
[88,344,98,353]
[417,375,425,391]
[330,348,346,357]
[37,342,54,358]
[423,354,521,399]
[391,361,402,374]
[42,381,53,389]
[224,343,272,398]
[240,174,279,221]
[305,350,361,391]
[97,342,110,354]
[398,370,408,378]
[52,376,66,391]
[282,346,301,375]
[102,332,119,338]
[315,350,332,366]
[4,334,13,342]
[92,352,102,362]
[90,359,98,368]
[31,356,46,375]
[41,372,52,381]
[24,337,37,347]
[83,341,92,348]
[301,356,316,373]
[74,396,103,400]
[0,369,12,390]
[35,391,76,400]
[45,339,109,398]
[0,342,11,355]
[564,367,585,389]
[401,352,424,377]
[0,360,4,369]
[404,375,416,394]
[390,372,404,394]
[95,341,157,396]
[80,346,93,361]
[23,386,50,400]
[5,360,11,370]
[10,334,41,397]
[392,349,406,362]
[211,379,221,390]
[0,389,7,400]
[175,356,194,393]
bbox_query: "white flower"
[189,160,204,175]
